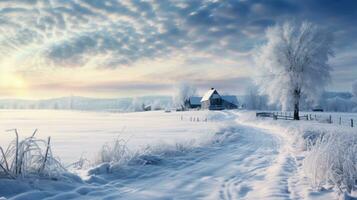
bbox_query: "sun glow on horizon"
[0,70,28,97]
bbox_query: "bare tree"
[255,21,334,120]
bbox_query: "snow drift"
[239,112,357,198]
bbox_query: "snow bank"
[238,111,357,198]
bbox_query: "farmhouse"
[199,88,238,110]
[184,88,238,110]
[200,88,224,110]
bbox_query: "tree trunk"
[294,102,299,120]
[293,88,300,120]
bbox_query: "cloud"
[32,80,171,93]
[0,0,356,91]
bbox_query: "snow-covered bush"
[0,129,65,179]
[303,130,357,194]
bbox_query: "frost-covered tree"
[130,97,144,112]
[244,85,270,110]
[173,82,197,110]
[255,21,334,120]
[352,81,357,112]
[352,81,357,97]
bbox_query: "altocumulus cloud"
[0,0,356,69]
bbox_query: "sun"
[12,77,25,88]
[0,72,28,97]
[1,74,25,88]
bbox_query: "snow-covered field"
[0,110,356,199]
[0,110,223,165]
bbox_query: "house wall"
[201,100,210,110]
[201,99,224,110]
[222,100,238,109]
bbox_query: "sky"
[0,0,356,99]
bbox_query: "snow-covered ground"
[0,110,356,199]
[0,110,223,165]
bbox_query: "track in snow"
[82,123,282,199]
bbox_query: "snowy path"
[106,124,281,200]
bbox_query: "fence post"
[351,119,354,127]
[315,114,317,121]
[329,115,332,124]
[309,114,311,121]
[339,117,341,125]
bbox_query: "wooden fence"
[256,112,355,127]
[256,112,308,121]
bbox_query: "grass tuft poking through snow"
[88,137,197,175]
[303,130,357,194]
[0,129,66,179]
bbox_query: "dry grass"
[0,129,65,179]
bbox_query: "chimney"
[211,87,214,90]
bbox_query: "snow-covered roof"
[201,88,220,102]
[222,95,238,105]
[189,97,201,105]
